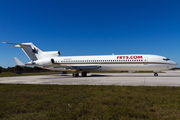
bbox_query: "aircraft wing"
[25,64,101,70]
[14,57,101,70]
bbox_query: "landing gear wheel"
[73,73,79,77]
[154,73,158,76]
[81,72,87,77]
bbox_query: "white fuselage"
[41,54,178,72]
[5,42,178,76]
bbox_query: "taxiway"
[0,71,180,86]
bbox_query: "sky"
[0,0,180,68]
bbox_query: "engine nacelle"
[34,58,54,65]
[38,51,60,59]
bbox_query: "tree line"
[0,66,179,74]
[0,66,51,74]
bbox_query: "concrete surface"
[0,71,180,86]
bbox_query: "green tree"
[0,66,2,74]
[13,66,23,74]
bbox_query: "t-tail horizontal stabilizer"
[14,57,25,66]
[3,42,21,45]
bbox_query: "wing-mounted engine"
[38,51,60,59]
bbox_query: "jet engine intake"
[51,58,55,64]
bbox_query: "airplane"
[3,42,178,77]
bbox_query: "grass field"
[0,85,180,119]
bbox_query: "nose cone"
[175,62,178,66]
[172,61,178,68]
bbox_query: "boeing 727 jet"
[4,42,178,77]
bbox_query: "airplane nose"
[170,61,178,68]
[173,62,178,67]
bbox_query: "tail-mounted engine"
[34,58,55,65]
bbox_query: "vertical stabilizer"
[4,42,60,61]
[17,43,43,61]
[3,42,43,61]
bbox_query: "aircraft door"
[144,56,148,62]
[141,56,148,70]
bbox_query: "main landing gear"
[81,72,87,77]
[72,72,87,77]
[154,73,158,76]
[73,73,79,77]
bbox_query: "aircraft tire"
[73,73,79,77]
[154,73,158,76]
[81,72,87,77]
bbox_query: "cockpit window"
[163,58,170,61]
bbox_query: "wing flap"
[26,64,101,70]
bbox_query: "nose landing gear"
[154,73,158,76]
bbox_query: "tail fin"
[3,42,60,61]
[3,42,43,61]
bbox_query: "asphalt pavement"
[0,70,180,86]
